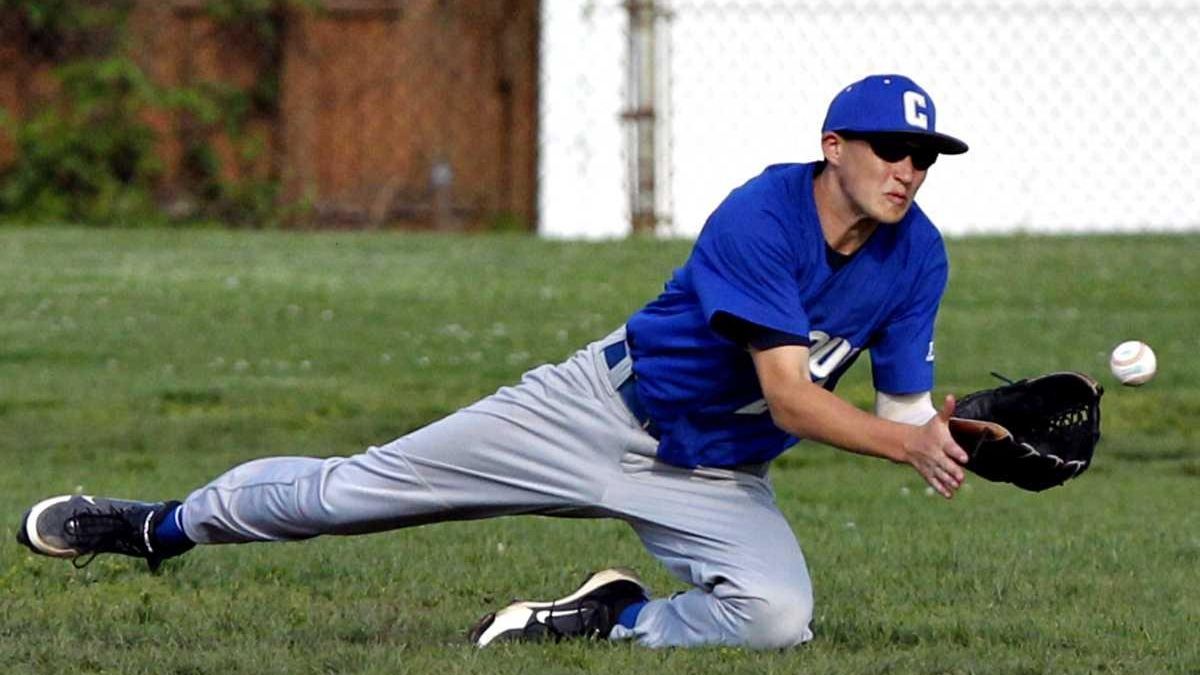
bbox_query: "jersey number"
[735,331,860,415]
[808,330,859,384]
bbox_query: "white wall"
[540,1,1200,238]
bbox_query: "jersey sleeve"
[869,240,948,394]
[711,313,811,349]
[689,195,810,339]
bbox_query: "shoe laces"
[542,599,610,640]
[65,505,152,568]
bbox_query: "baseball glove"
[948,371,1103,492]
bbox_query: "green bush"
[0,57,164,225]
[0,0,303,227]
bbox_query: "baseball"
[1109,340,1157,386]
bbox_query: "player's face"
[832,134,932,224]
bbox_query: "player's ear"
[821,132,843,166]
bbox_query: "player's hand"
[903,395,969,499]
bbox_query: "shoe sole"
[18,495,80,558]
[468,567,647,647]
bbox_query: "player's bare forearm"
[763,373,912,461]
[750,344,968,497]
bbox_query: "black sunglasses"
[841,133,939,171]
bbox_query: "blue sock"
[152,503,195,556]
[617,600,646,629]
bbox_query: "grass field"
[1,227,1198,674]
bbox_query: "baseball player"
[17,74,970,649]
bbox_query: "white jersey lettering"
[808,330,858,381]
[736,331,860,415]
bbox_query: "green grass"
[1,227,1198,674]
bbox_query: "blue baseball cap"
[822,74,968,155]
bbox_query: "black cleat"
[16,495,183,572]
[469,567,650,647]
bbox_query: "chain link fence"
[540,1,1200,238]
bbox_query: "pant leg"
[604,452,815,649]
[180,335,636,544]
[179,325,816,650]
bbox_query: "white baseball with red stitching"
[1109,340,1157,386]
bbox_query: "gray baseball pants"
[180,327,814,649]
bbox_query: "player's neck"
[812,169,879,255]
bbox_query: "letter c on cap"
[903,91,929,129]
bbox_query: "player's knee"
[729,582,813,649]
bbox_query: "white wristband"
[875,391,937,425]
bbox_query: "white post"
[624,0,660,234]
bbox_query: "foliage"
[0,57,163,224]
[0,0,309,226]
[171,79,281,227]
[0,0,133,60]
[204,0,287,46]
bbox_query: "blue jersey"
[625,162,949,469]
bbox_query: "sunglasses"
[841,133,939,171]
